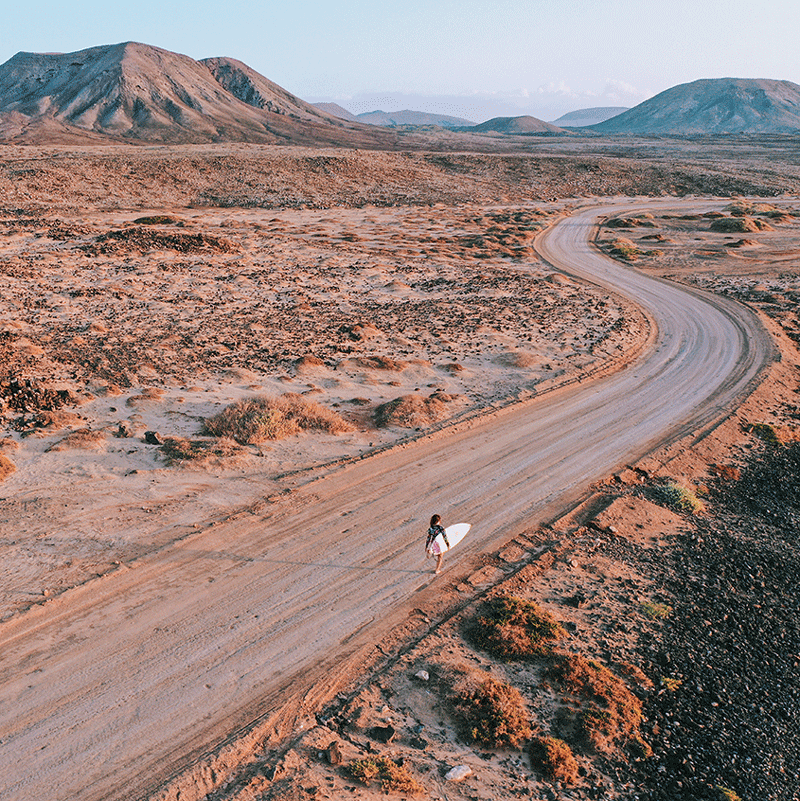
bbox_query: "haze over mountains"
[0,42,798,144]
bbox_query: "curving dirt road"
[0,200,773,801]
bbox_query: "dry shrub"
[0,453,15,481]
[530,736,579,784]
[710,463,742,481]
[607,237,640,260]
[465,596,566,659]
[495,350,538,368]
[346,756,423,795]
[46,428,106,452]
[549,654,642,754]
[710,216,773,233]
[374,391,460,428]
[355,355,408,371]
[126,387,165,407]
[448,666,532,748]
[203,393,353,444]
[160,436,245,465]
[294,354,325,372]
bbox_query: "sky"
[3,0,799,122]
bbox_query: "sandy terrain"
[0,144,798,801]
[0,196,777,801]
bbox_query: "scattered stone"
[445,765,473,782]
[324,740,342,765]
[413,670,430,682]
[368,724,396,744]
[144,430,162,445]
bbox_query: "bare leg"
[435,553,444,574]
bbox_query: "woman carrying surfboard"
[425,514,449,574]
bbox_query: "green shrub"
[648,480,704,514]
[640,601,673,620]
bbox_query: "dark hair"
[430,514,441,527]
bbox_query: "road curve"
[0,200,773,801]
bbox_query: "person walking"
[425,514,449,574]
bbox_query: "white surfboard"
[433,523,471,553]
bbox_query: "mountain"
[467,115,564,135]
[357,109,475,128]
[551,106,629,128]
[312,102,360,122]
[591,78,800,134]
[0,42,397,146]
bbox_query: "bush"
[640,600,672,619]
[648,480,704,514]
[203,393,353,444]
[465,596,566,659]
[607,237,641,260]
[0,453,15,481]
[449,667,532,748]
[159,436,244,465]
[347,756,423,794]
[549,654,642,754]
[530,736,579,783]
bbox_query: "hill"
[551,106,629,127]
[591,78,800,134]
[357,109,475,128]
[467,115,565,134]
[0,42,398,146]
[312,102,360,122]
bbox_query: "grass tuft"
[465,595,566,659]
[203,393,353,444]
[530,736,579,783]
[648,480,704,514]
[549,654,642,754]
[347,756,424,794]
[640,600,673,620]
[448,666,532,748]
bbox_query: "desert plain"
[1,137,799,801]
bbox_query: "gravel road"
[0,200,774,801]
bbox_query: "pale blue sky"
[3,0,798,121]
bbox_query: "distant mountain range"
[1,44,798,144]
[0,42,398,146]
[550,107,629,127]
[590,78,800,134]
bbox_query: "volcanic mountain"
[551,106,628,128]
[0,42,398,146]
[591,78,800,134]
[356,109,475,128]
[466,115,564,135]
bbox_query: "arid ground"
[1,139,799,801]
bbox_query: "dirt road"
[0,200,773,801]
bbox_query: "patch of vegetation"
[346,756,423,795]
[549,654,643,754]
[0,453,15,481]
[660,676,683,691]
[374,391,460,428]
[529,736,579,784]
[132,215,182,225]
[743,421,781,446]
[203,393,353,444]
[640,600,673,619]
[716,786,743,801]
[648,480,705,514]
[448,667,532,748]
[465,595,566,659]
[607,236,641,260]
[159,436,245,465]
